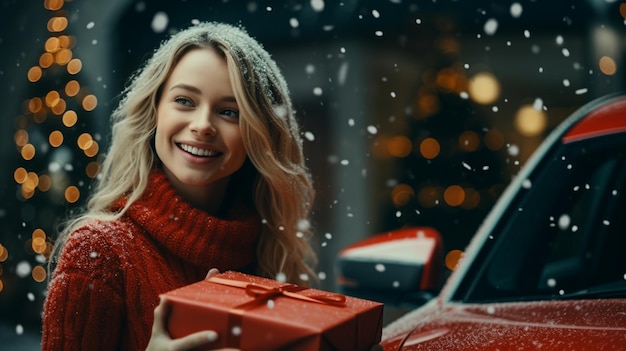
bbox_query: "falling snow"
[275,272,287,283]
[310,0,324,12]
[16,261,31,278]
[304,131,315,141]
[510,3,523,18]
[558,214,571,230]
[5,3,625,346]
[151,12,168,33]
[484,19,498,35]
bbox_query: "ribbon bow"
[208,276,347,309]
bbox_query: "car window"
[457,133,626,303]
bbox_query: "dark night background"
[1,0,624,348]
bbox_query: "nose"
[189,111,217,136]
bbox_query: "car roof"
[563,94,626,143]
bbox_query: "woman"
[42,22,316,350]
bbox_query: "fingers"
[152,296,170,336]
[205,268,221,280]
[170,330,218,350]
[149,296,224,351]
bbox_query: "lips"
[177,143,222,157]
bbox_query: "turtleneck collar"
[119,169,261,272]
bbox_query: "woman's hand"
[146,296,220,351]
[146,268,236,351]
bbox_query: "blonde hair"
[52,22,317,286]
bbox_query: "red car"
[338,93,626,350]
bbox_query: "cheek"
[233,137,247,161]
[153,127,165,160]
[153,114,169,158]
[228,130,247,162]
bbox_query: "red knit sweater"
[41,170,261,350]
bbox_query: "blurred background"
[1,0,624,348]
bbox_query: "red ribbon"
[207,276,347,347]
[208,276,347,308]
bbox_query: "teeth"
[179,144,219,157]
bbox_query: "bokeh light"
[86,162,100,179]
[458,131,480,152]
[64,186,80,203]
[599,56,617,76]
[38,175,52,192]
[77,133,93,150]
[39,52,54,68]
[32,266,47,283]
[14,167,28,184]
[65,80,80,96]
[419,137,441,159]
[391,184,415,206]
[0,244,8,262]
[14,129,29,147]
[44,37,60,52]
[44,0,64,11]
[82,94,97,111]
[514,104,548,137]
[67,58,82,74]
[55,48,72,65]
[21,144,36,160]
[62,110,78,127]
[444,185,465,207]
[388,136,412,158]
[468,72,500,105]
[445,249,464,270]
[47,16,68,32]
[27,66,43,82]
[49,130,64,147]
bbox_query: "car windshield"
[457,132,626,303]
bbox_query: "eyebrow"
[169,83,237,103]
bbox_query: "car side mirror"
[336,227,444,307]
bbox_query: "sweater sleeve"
[42,225,125,351]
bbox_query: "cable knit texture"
[41,169,261,350]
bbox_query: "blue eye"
[174,96,194,107]
[221,109,240,119]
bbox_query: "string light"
[7,0,101,286]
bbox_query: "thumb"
[152,296,169,335]
[205,268,221,280]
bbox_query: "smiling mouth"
[177,143,222,157]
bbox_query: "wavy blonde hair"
[52,22,317,286]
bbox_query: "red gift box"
[162,271,383,351]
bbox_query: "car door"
[454,131,626,304]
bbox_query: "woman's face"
[155,48,247,201]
